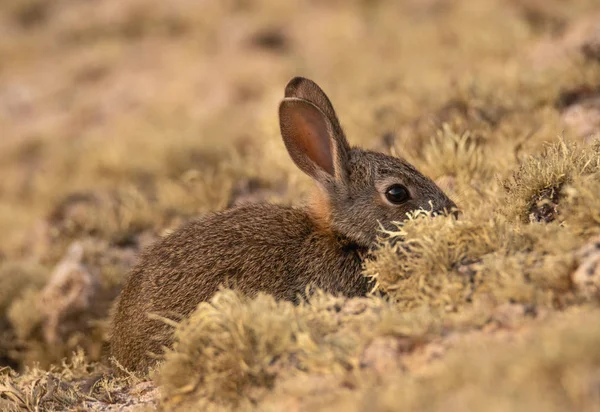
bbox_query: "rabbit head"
[279,77,457,247]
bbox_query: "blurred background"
[0,0,599,372]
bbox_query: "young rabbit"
[110,77,457,373]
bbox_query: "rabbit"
[109,77,457,373]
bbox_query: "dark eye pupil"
[385,185,409,204]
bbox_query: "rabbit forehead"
[346,149,434,188]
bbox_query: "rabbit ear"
[284,77,350,152]
[279,97,348,183]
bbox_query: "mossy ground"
[1,0,600,410]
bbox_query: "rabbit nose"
[444,199,461,220]
[434,202,461,220]
[436,209,461,219]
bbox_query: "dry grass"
[1,0,600,410]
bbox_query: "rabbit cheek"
[376,191,409,215]
[375,194,416,226]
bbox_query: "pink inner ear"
[289,105,334,176]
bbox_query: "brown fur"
[110,77,457,373]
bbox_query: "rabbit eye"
[385,184,410,204]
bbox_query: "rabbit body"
[110,203,368,373]
[110,77,456,373]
